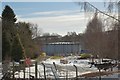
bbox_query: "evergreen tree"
[11,37,23,62]
[2,5,41,61]
[2,5,16,22]
[2,5,22,61]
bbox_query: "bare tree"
[84,13,105,57]
[76,1,120,59]
[29,23,43,38]
[77,1,120,22]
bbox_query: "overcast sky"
[1,2,108,35]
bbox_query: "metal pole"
[42,63,46,80]
[118,1,120,21]
[29,65,30,79]
[118,2,120,77]
[73,65,78,80]
[23,62,25,79]
[66,70,68,80]
[53,62,57,71]
[35,61,38,78]
[12,61,15,79]
[99,69,101,80]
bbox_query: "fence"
[1,59,119,80]
[1,60,84,80]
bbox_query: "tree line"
[81,1,120,59]
[2,5,40,62]
[33,32,83,44]
[2,3,120,62]
[34,13,120,59]
[84,13,120,59]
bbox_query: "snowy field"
[15,57,99,79]
[1,57,120,79]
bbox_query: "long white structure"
[42,42,81,56]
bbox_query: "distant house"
[41,42,82,56]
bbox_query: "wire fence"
[1,59,120,80]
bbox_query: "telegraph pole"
[118,1,120,73]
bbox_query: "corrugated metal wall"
[42,43,81,55]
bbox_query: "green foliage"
[11,37,23,62]
[37,52,46,61]
[2,5,37,61]
[2,5,16,22]
[2,5,17,61]
[80,53,91,59]
[2,5,43,61]
[2,32,11,60]
[16,22,39,58]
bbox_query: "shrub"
[80,53,91,59]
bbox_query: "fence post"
[42,63,46,80]
[29,65,30,79]
[35,61,38,78]
[73,65,78,80]
[53,62,57,71]
[66,70,68,80]
[23,62,25,79]
[12,61,15,79]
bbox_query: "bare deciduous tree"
[84,13,105,57]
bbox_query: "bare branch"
[77,2,120,22]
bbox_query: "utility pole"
[118,1,120,73]
[118,1,120,21]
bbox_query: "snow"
[1,57,119,79]
[14,57,99,78]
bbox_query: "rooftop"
[45,42,81,45]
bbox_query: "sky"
[1,0,119,2]
[1,2,108,35]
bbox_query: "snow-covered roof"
[46,42,80,45]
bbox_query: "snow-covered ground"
[14,57,99,79]
[1,57,120,79]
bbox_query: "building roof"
[45,42,80,45]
